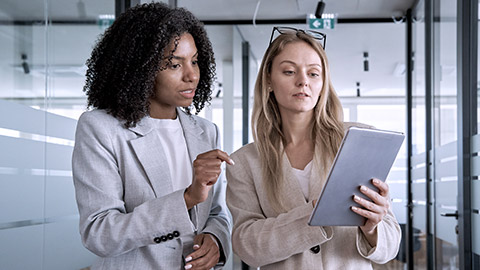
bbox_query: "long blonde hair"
[252,31,344,213]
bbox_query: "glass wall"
[0,0,113,269]
[432,0,459,268]
[473,0,480,267]
[411,2,428,268]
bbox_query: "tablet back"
[308,127,404,226]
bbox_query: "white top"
[291,161,313,199]
[150,117,193,192]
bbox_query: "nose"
[296,72,308,87]
[183,63,199,82]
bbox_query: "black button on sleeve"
[173,231,180,237]
[154,237,161,243]
[160,235,168,242]
[310,245,320,254]
[167,233,174,240]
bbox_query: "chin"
[179,101,194,108]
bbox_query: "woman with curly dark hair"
[72,3,233,269]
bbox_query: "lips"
[179,89,195,99]
[293,92,310,97]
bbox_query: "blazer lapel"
[128,117,173,198]
[308,162,327,202]
[177,109,212,163]
[177,109,215,227]
[281,154,311,210]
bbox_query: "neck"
[280,110,314,145]
[149,106,177,120]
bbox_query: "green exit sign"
[308,18,335,29]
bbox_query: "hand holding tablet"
[308,127,405,227]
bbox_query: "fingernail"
[360,186,367,191]
[185,264,192,269]
[351,206,358,211]
[353,195,360,202]
[193,244,200,249]
[185,256,192,262]
[373,179,380,184]
[229,158,235,165]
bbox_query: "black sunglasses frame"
[268,26,327,49]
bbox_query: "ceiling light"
[21,54,29,74]
[363,52,369,72]
[315,1,325,19]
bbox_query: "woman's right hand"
[184,149,234,209]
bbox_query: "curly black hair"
[83,2,215,127]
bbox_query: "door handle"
[440,211,458,219]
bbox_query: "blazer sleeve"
[226,152,333,268]
[356,208,402,264]
[199,123,232,264]
[72,113,196,257]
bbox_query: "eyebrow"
[170,51,199,60]
[279,60,322,68]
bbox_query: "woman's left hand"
[184,233,220,270]
[351,178,391,245]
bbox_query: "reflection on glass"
[475,1,480,268]
[412,1,428,269]
[46,2,114,119]
[0,1,46,105]
[433,0,459,267]
[413,232,428,270]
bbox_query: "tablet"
[308,127,405,226]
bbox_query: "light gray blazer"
[72,109,231,270]
[226,122,401,270]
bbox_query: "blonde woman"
[226,27,401,269]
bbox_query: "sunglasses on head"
[269,26,326,49]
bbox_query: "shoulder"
[178,109,218,133]
[227,143,260,177]
[78,109,119,125]
[76,109,124,135]
[231,143,258,162]
[343,122,375,131]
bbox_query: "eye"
[192,59,198,66]
[309,72,320,77]
[283,70,294,75]
[171,64,181,70]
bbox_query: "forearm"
[231,203,333,267]
[356,210,401,264]
[78,189,195,257]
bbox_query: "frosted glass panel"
[0,225,44,270]
[412,182,426,202]
[413,204,427,232]
[46,143,74,170]
[0,136,45,169]
[474,213,480,255]
[0,100,46,134]
[436,181,457,206]
[473,180,480,210]
[0,175,44,223]
[45,176,78,218]
[46,113,77,140]
[44,219,97,270]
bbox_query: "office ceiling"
[1,0,436,97]
[0,0,417,21]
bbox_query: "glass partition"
[0,0,113,269]
[473,0,480,267]
[432,0,459,268]
[411,1,428,267]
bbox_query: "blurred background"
[0,0,478,269]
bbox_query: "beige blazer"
[226,123,401,270]
[73,109,231,270]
